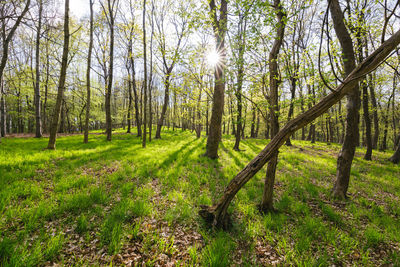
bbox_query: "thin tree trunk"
[142,0,147,147]
[104,0,116,142]
[84,0,94,143]
[47,0,70,149]
[34,0,43,138]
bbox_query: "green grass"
[0,129,399,265]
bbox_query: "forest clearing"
[1,0,400,265]
[1,130,399,265]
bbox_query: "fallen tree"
[199,29,400,229]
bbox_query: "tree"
[84,0,94,143]
[389,133,400,164]
[0,0,31,141]
[259,0,286,212]
[47,0,70,149]
[329,0,360,199]
[205,0,228,159]
[199,28,400,229]
[100,0,118,141]
[142,0,148,148]
[154,0,189,139]
[33,0,43,138]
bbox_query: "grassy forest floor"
[1,129,400,266]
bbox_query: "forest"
[1,0,400,265]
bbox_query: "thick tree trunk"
[199,28,400,229]
[84,0,94,143]
[330,0,360,200]
[389,134,400,164]
[260,0,285,212]
[205,0,227,159]
[47,0,70,150]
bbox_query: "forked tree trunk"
[199,28,400,229]
[84,0,94,143]
[205,0,227,159]
[330,0,360,200]
[47,0,70,149]
[259,0,285,213]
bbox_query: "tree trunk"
[368,74,379,149]
[155,73,171,139]
[330,0,360,200]
[34,0,43,138]
[47,0,70,150]
[84,0,94,143]
[142,0,147,148]
[0,91,5,137]
[389,134,400,164]
[105,0,116,142]
[198,27,400,229]
[260,0,285,213]
[205,0,227,159]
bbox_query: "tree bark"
[330,0,360,200]
[47,0,70,149]
[389,134,400,164]
[104,0,116,142]
[34,0,43,138]
[84,0,94,143]
[205,0,227,159]
[199,28,400,229]
[260,0,285,213]
[142,0,147,148]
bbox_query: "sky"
[70,0,90,19]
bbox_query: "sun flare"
[206,49,221,67]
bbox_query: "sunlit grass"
[0,129,399,265]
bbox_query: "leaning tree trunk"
[47,0,70,150]
[205,0,227,159]
[259,0,285,212]
[84,0,94,143]
[198,27,400,229]
[330,0,360,200]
